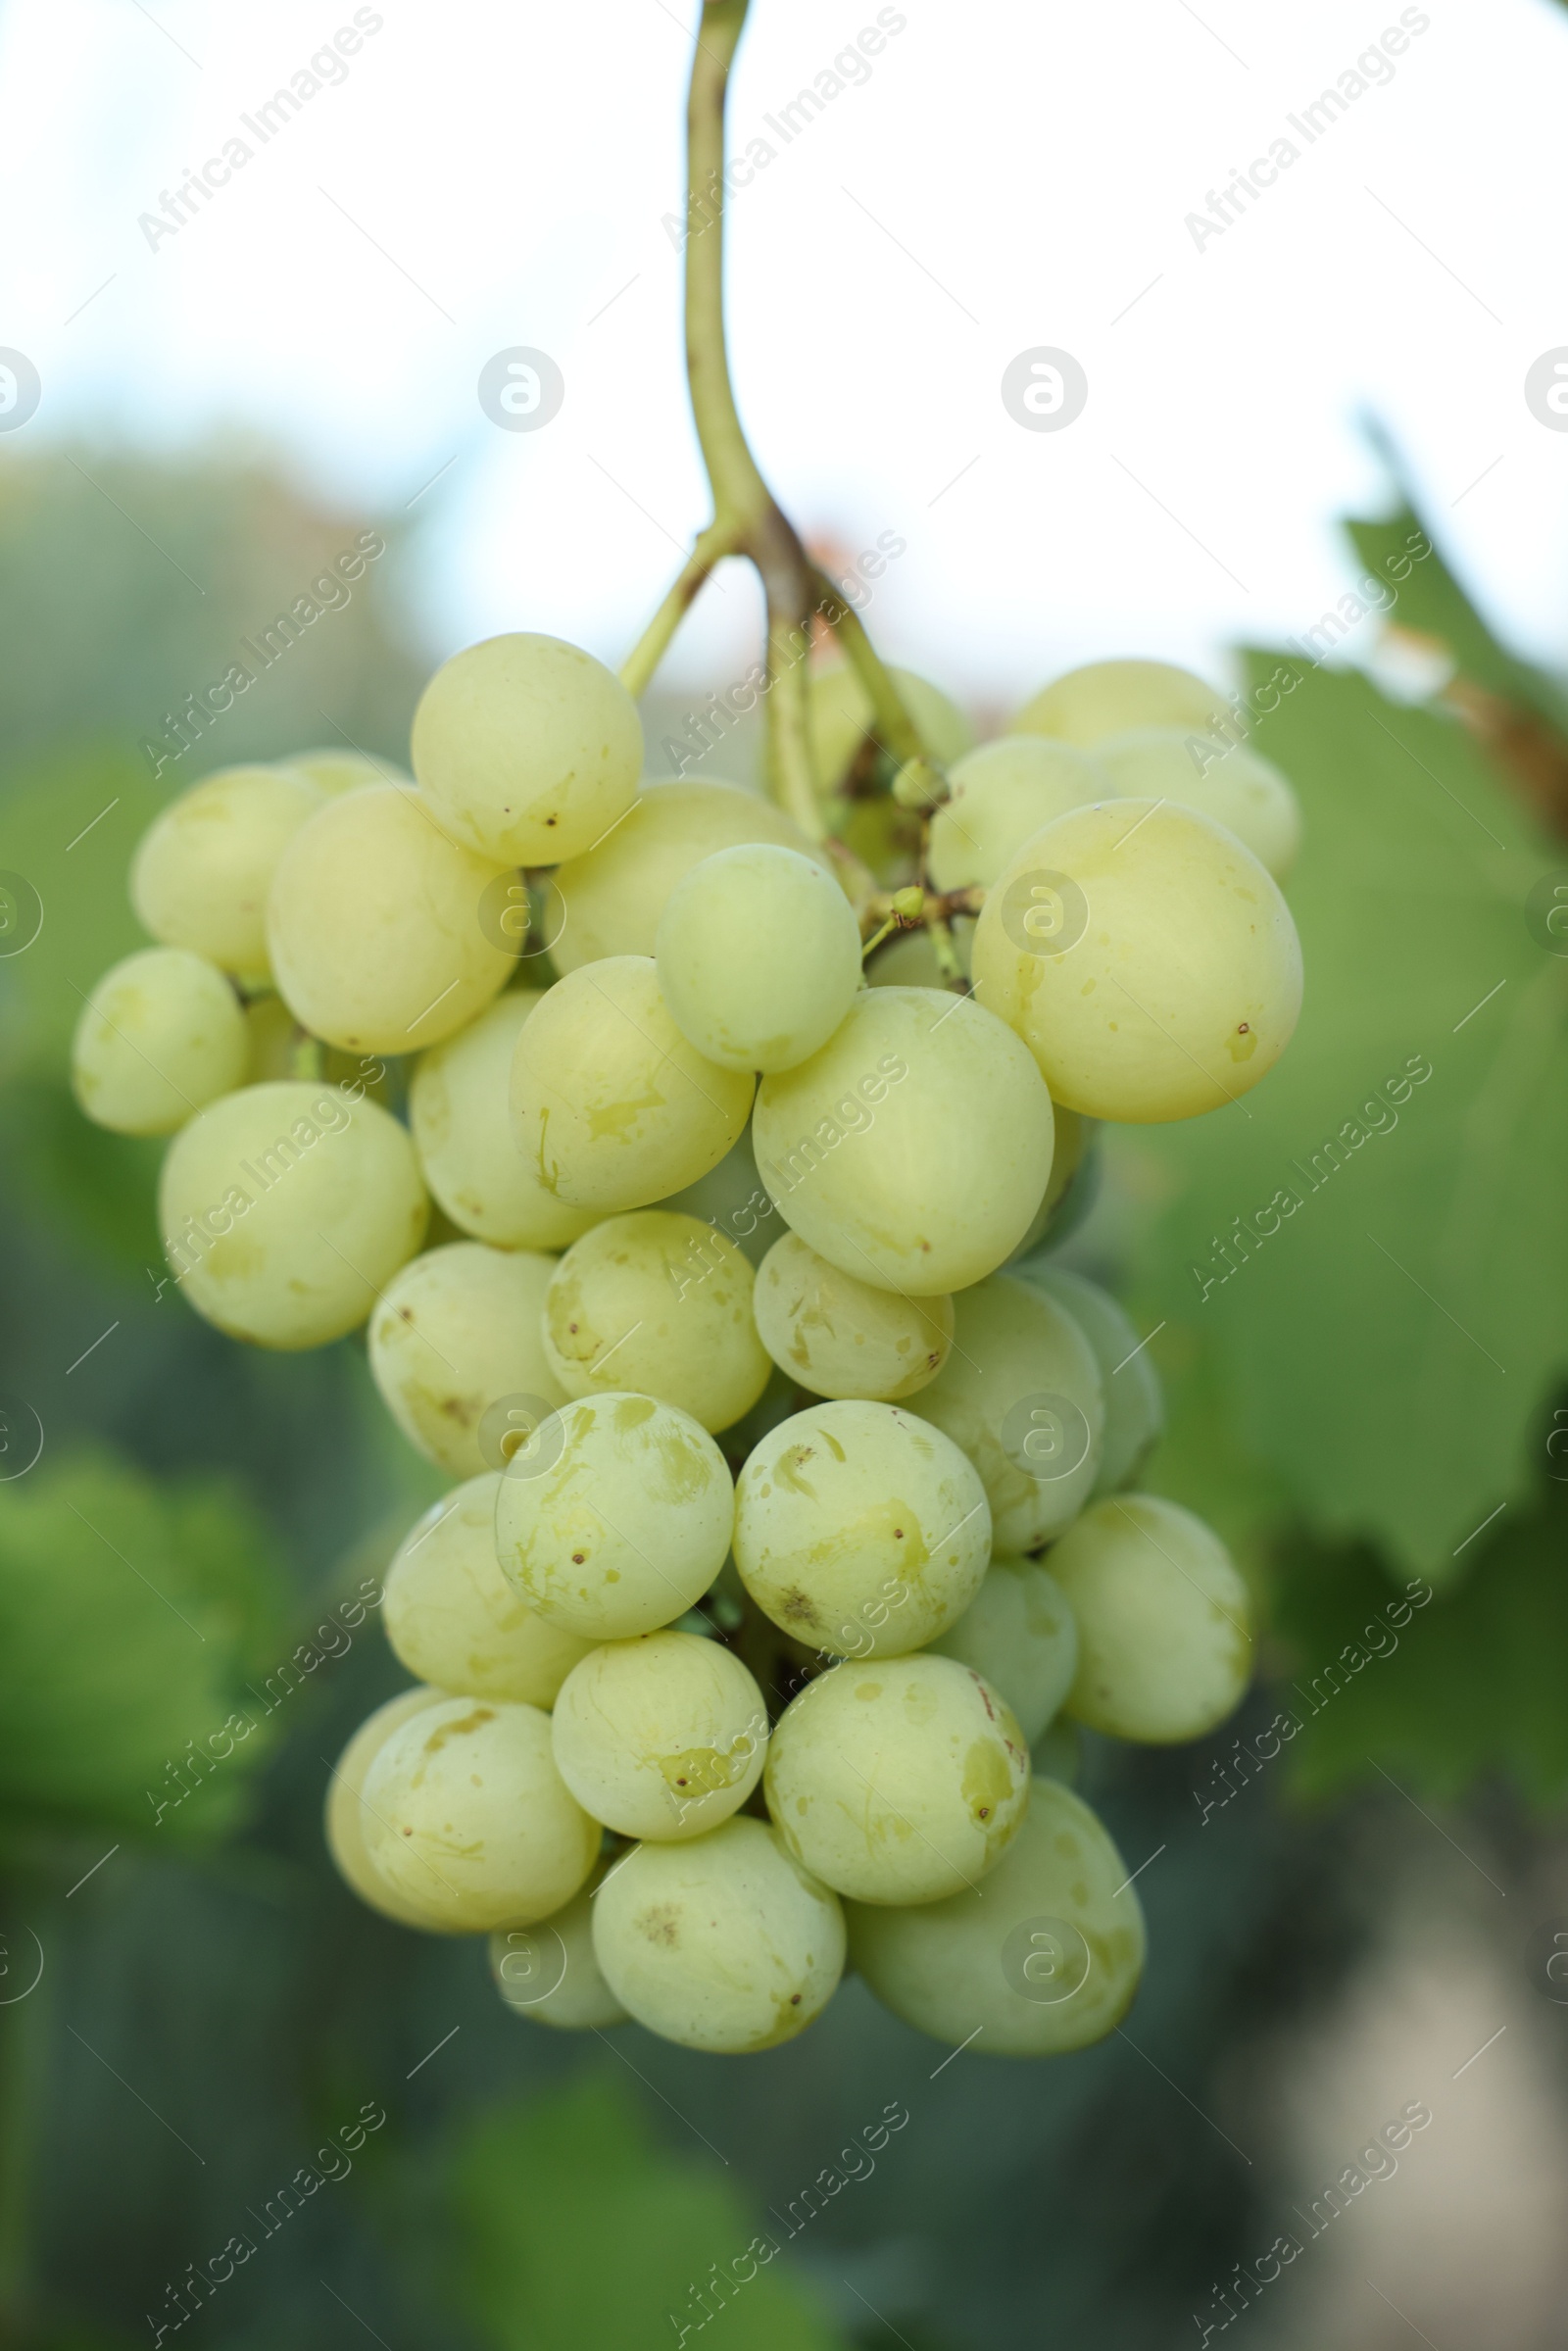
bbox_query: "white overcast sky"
[3,0,1566,714]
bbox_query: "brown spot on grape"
[571,1551,586,1564]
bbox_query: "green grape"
[1095,725,1301,879]
[734,1398,990,1657]
[550,1630,767,1838]
[289,748,408,796]
[908,1274,1103,1549]
[1013,658,1232,746]
[410,991,603,1250]
[1015,1263,1163,1496]
[654,1125,777,1268]
[243,992,298,1083]
[763,1652,1029,1904]
[324,1686,457,1931]
[130,762,322,981]
[266,783,515,1054]
[847,1777,1145,2054]
[384,1472,594,1704]
[542,1210,771,1434]
[361,1694,600,1933]
[411,632,643,866]
[1031,1715,1081,1785]
[159,1081,427,1348]
[1004,1103,1094,1264]
[493,1392,734,1640]
[367,1242,565,1479]
[1053,1494,1253,1741]
[590,1815,845,2052]
[970,799,1303,1123]
[655,843,862,1072]
[72,947,247,1136]
[928,736,1109,891]
[752,986,1053,1296]
[927,1556,1078,1742]
[807,658,973,788]
[489,1859,629,2030]
[545,779,834,975]
[753,1231,954,1401]
[510,955,754,1212]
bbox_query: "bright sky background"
[3,0,1567,715]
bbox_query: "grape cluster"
[74,635,1301,2059]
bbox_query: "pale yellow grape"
[159,1081,427,1348]
[266,784,515,1054]
[1054,1495,1252,1741]
[754,1232,953,1402]
[550,1631,767,1839]
[1004,1105,1095,1265]
[361,1695,599,1933]
[130,763,321,980]
[734,1399,990,1659]
[384,1473,593,1704]
[847,1778,1145,2054]
[367,1243,564,1479]
[546,779,834,975]
[510,956,754,1213]
[324,1686,455,1931]
[410,991,601,1250]
[243,993,298,1083]
[1095,725,1302,879]
[72,948,247,1136]
[411,632,643,865]
[655,844,861,1073]
[764,1653,1028,1904]
[807,659,973,787]
[489,1860,629,2030]
[494,1392,734,1641]
[591,1816,845,2052]
[543,1211,770,1434]
[928,736,1110,891]
[913,1275,1103,1549]
[655,1125,778,1268]
[289,748,409,796]
[971,800,1303,1123]
[753,987,1053,1296]
[927,1556,1078,1742]
[1014,658,1232,746]
[1016,1264,1163,1496]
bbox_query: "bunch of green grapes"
[74,634,1301,2060]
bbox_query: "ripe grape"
[753,1230,954,1401]
[410,632,643,864]
[324,1686,455,1931]
[383,1473,593,1704]
[1014,1262,1163,1496]
[266,783,515,1054]
[409,991,602,1250]
[733,1398,990,1658]
[590,1815,845,2052]
[130,762,321,981]
[72,947,248,1135]
[493,1392,734,1640]
[1052,1494,1253,1741]
[655,843,861,1072]
[542,1210,770,1434]
[489,1860,630,2031]
[159,1080,427,1347]
[289,748,407,796]
[1095,725,1301,879]
[807,658,972,787]
[763,1652,1029,1904]
[970,798,1303,1122]
[752,986,1054,1296]
[367,1242,564,1479]
[1013,658,1232,745]
[550,1630,767,1839]
[928,735,1109,891]
[927,1556,1078,1742]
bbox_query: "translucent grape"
[928,736,1109,891]
[72,947,247,1135]
[489,1859,629,2030]
[591,1816,845,2052]
[1095,725,1302,879]
[753,1231,954,1401]
[130,762,321,980]
[410,990,602,1250]
[550,1630,767,1839]
[807,658,973,788]
[1015,1263,1163,1496]
[542,1210,770,1434]
[847,1777,1145,2054]
[927,1555,1078,1741]
[752,987,1053,1296]
[410,632,643,865]
[324,1686,455,1931]
[159,1080,427,1348]
[510,956,754,1213]
[970,799,1303,1123]
[367,1242,564,1479]
[1013,659,1232,746]
[763,1652,1029,1904]
[384,1472,593,1704]
[655,843,862,1072]
[1053,1494,1253,1741]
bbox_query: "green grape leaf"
[449,2075,846,2351]
[1122,656,1568,1580]
[0,1448,290,1848]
